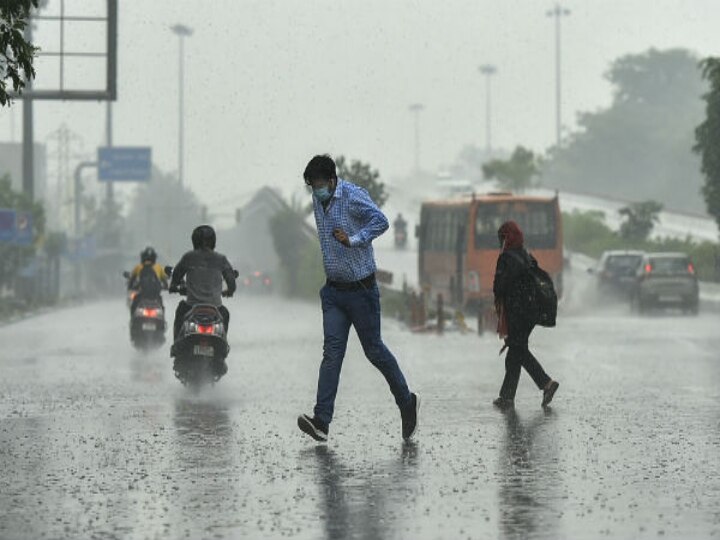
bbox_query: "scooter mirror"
[164,265,173,276]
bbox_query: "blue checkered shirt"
[312,179,388,282]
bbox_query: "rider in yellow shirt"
[128,247,168,311]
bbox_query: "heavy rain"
[1,1,720,539]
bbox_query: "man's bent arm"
[348,189,389,247]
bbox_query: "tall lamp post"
[478,64,497,155]
[170,23,193,187]
[546,3,570,148]
[408,103,424,173]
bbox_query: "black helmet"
[140,246,157,263]
[192,225,216,250]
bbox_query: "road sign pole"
[106,102,113,201]
[22,14,34,201]
[74,161,98,238]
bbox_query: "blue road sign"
[0,209,34,245]
[98,147,152,181]
[0,209,15,242]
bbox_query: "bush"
[563,210,623,258]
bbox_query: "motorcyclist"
[169,225,236,371]
[127,246,168,313]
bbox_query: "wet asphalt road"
[1,282,720,539]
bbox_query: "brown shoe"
[542,380,559,407]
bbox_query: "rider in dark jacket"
[169,225,236,341]
[493,220,559,409]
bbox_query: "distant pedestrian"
[493,220,559,409]
[297,154,419,442]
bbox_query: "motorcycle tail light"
[197,324,214,334]
[688,263,695,275]
[143,308,159,317]
[644,263,652,274]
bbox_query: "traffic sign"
[98,147,152,181]
[0,209,15,242]
[0,209,34,245]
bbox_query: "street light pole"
[546,3,570,148]
[171,24,193,187]
[105,101,113,201]
[479,64,497,155]
[408,103,424,173]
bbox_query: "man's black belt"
[326,273,376,291]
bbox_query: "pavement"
[1,271,720,539]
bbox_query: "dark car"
[630,252,699,314]
[241,270,273,294]
[589,250,645,295]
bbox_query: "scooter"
[123,271,167,350]
[166,266,235,389]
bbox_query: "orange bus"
[416,192,563,332]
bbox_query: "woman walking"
[493,220,559,409]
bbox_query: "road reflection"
[497,408,562,540]
[305,441,419,540]
[172,396,234,470]
[169,397,237,536]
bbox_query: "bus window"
[475,202,557,249]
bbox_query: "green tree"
[0,0,39,106]
[482,146,538,192]
[694,57,720,233]
[542,49,706,213]
[269,194,323,298]
[336,155,388,208]
[618,200,663,242]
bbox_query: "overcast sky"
[1,0,720,213]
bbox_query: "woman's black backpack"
[527,261,557,327]
[507,251,558,327]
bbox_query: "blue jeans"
[314,283,412,425]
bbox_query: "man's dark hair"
[303,154,336,185]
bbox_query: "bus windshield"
[475,201,557,249]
